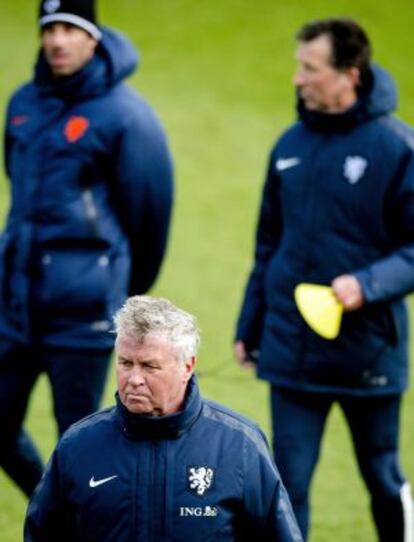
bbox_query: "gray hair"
[113,296,201,364]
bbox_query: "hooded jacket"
[1,28,173,350]
[236,66,414,395]
[24,378,303,542]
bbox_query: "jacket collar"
[33,27,138,102]
[297,95,370,132]
[34,54,107,101]
[115,376,203,440]
[297,64,397,133]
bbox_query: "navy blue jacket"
[1,28,173,350]
[236,66,414,395]
[24,378,303,542]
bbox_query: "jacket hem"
[257,370,407,397]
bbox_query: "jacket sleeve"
[242,430,303,542]
[354,150,414,303]
[24,449,72,542]
[112,102,174,295]
[235,149,282,350]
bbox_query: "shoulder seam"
[60,407,115,443]
[379,116,414,150]
[201,401,271,457]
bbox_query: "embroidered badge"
[64,116,90,143]
[188,466,214,496]
[11,115,28,127]
[43,0,61,14]
[343,156,368,184]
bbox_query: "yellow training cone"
[294,283,344,340]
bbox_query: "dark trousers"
[0,344,112,496]
[270,387,411,542]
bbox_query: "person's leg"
[1,429,44,496]
[341,394,413,542]
[270,387,332,540]
[0,344,43,496]
[44,347,112,435]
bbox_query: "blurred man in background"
[235,17,414,541]
[0,0,173,497]
[25,295,303,542]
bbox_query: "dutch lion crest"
[188,466,214,496]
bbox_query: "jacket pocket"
[302,302,402,389]
[33,246,112,319]
[386,300,407,346]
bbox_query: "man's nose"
[293,68,305,87]
[128,366,145,386]
[48,29,68,47]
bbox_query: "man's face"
[41,22,97,77]
[116,335,195,416]
[293,34,357,113]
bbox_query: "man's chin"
[50,67,73,77]
[125,397,154,415]
[302,100,318,111]
[48,61,77,77]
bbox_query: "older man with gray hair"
[25,296,302,542]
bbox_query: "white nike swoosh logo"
[89,475,118,488]
[275,157,301,171]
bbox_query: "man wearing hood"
[0,0,173,497]
[235,18,414,541]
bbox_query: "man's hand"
[331,274,364,311]
[234,341,257,369]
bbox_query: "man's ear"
[346,66,361,90]
[184,356,196,381]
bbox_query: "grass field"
[0,1,413,540]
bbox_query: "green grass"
[0,1,413,540]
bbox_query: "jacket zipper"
[81,188,100,237]
[150,442,157,542]
[132,449,138,541]
[296,135,328,377]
